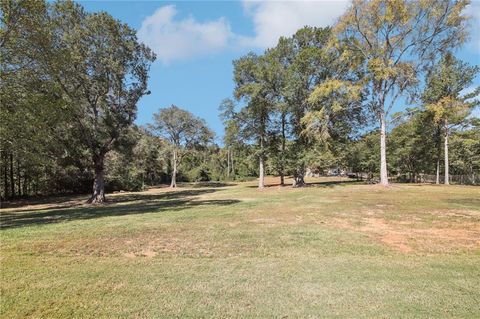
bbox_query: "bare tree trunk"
[10,153,14,198]
[258,156,265,189]
[171,148,177,188]
[231,149,234,178]
[280,112,286,186]
[227,147,230,178]
[379,112,389,186]
[435,159,440,184]
[258,129,265,188]
[88,154,106,203]
[444,126,449,185]
[23,175,28,196]
[3,151,8,199]
[17,159,21,197]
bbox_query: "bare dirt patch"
[331,213,480,254]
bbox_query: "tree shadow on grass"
[107,188,219,203]
[0,184,236,210]
[0,188,240,230]
[1,188,220,212]
[0,194,88,210]
[178,182,237,188]
[308,180,365,187]
[246,179,364,189]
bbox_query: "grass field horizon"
[1,177,479,318]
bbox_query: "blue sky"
[79,0,480,140]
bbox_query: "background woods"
[1,0,478,202]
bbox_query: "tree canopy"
[1,0,478,203]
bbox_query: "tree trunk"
[258,156,265,189]
[23,175,28,196]
[444,126,449,185]
[292,166,306,188]
[280,112,286,186]
[170,149,177,188]
[435,127,441,184]
[17,159,21,197]
[10,153,14,198]
[379,112,389,186]
[3,151,8,199]
[88,154,106,203]
[258,132,265,188]
[230,149,234,179]
[227,147,230,178]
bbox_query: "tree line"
[225,0,479,189]
[1,0,479,203]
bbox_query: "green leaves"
[423,53,479,128]
[152,105,213,150]
[0,0,156,199]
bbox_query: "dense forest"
[1,0,479,203]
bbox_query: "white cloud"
[240,0,350,48]
[138,1,477,64]
[464,0,480,53]
[138,5,234,64]
[138,1,350,64]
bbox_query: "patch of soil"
[330,214,480,254]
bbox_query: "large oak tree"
[39,1,156,202]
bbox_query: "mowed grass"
[1,177,479,318]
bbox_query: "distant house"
[305,167,347,177]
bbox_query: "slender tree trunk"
[17,159,21,197]
[10,153,14,198]
[379,111,389,186]
[435,159,440,184]
[258,136,265,189]
[280,112,286,186]
[231,149,234,178]
[227,147,230,178]
[444,126,449,185]
[259,156,265,188]
[88,154,106,203]
[258,106,268,189]
[170,149,177,188]
[3,152,8,199]
[23,175,28,196]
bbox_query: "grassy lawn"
[1,177,479,318]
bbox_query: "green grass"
[1,177,479,318]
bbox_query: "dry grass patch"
[331,211,480,254]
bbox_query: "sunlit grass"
[1,177,479,318]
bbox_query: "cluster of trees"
[222,0,479,188]
[1,0,479,203]
[1,0,259,203]
[1,0,155,203]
